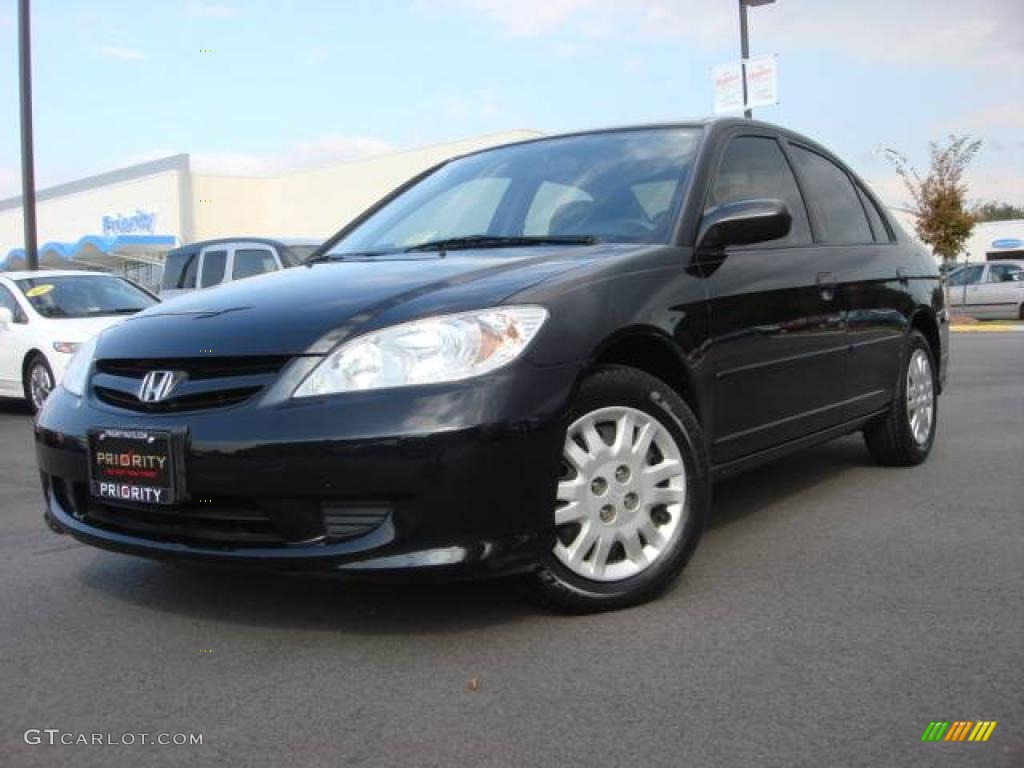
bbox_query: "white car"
[946,260,1024,320]
[0,270,159,412]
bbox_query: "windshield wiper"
[304,249,399,265]
[89,308,142,315]
[404,234,598,253]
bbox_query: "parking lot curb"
[951,324,1024,332]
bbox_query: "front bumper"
[35,361,579,578]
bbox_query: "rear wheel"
[863,330,937,466]
[23,354,55,414]
[528,366,709,613]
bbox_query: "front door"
[0,284,30,396]
[700,133,847,465]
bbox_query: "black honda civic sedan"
[35,118,948,611]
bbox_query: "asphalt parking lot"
[1,333,1021,768]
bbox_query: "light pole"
[18,0,39,270]
[738,0,775,119]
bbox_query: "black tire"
[23,353,55,415]
[527,365,710,613]
[863,330,937,466]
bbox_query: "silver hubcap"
[906,348,934,445]
[29,363,53,410]
[554,406,687,582]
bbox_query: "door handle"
[896,267,909,285]
[816,272,837,301]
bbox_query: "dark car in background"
[35,119,947,612]
[159,237,320,298]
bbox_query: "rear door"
[787,142,908,419]
[701,131,847,464]
[946,265,985,314]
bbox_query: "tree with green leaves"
[971,200,1024,223]
[884,135,981,266]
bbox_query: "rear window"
[162,250,197,290]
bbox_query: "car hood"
[96,245,623,358]
[43,315,131,343]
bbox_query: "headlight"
[61,335,98,397]
[293,306,548,397]
[52,341,80,354]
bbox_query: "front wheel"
[23,354,55,414]
[528,366,709,613]
[863,330,937,466]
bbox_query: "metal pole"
[18,0,39,271]
[739,0,751,119]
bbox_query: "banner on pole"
[744,54,779,109]
[711,54,778,113]
[712,62,745,114]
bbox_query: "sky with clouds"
[0,0,1022,207]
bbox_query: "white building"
[0,130,540,289]
[888,207,1024,265]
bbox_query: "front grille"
[95,356,290,380]
[55,481,391,549]
[91,355,292,413]
[82,495,291,549]
[321,502,392,539]
[95,385,260,412]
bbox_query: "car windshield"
[15,275,157,318]
[325,127,701,257]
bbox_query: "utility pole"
[18,0,39,270]
[738,0,776,119]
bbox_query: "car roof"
[167,236,320,254]
[449,116,830,156]
[0,269,115,280]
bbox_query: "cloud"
[0,165,20,200]
[187,3,239,19]
[458,0,1023,67]
[950,105,1024,135]
[867,168,1024,208]
[188,134,396,175]
[98,45,145,61]
[444,89,502,120]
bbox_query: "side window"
[232,248,278,280]
[856,185,891,243]
[180,253,198,289]
[987,264,1023,283]
[706,136,811,246]
[0,285,26,322]
[789,145,873,244]
[524,181,593,236]
[947,265,985,286]
[199,250,228,287]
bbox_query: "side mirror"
[697,199,792,251]
[0,307,12,329]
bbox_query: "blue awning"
[2,234,177,270]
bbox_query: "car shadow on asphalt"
[78,556,538,635]
[709,434,874,530]
[76,436,875,634]
[0,398,32,416]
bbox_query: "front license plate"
[89,428,177,505]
